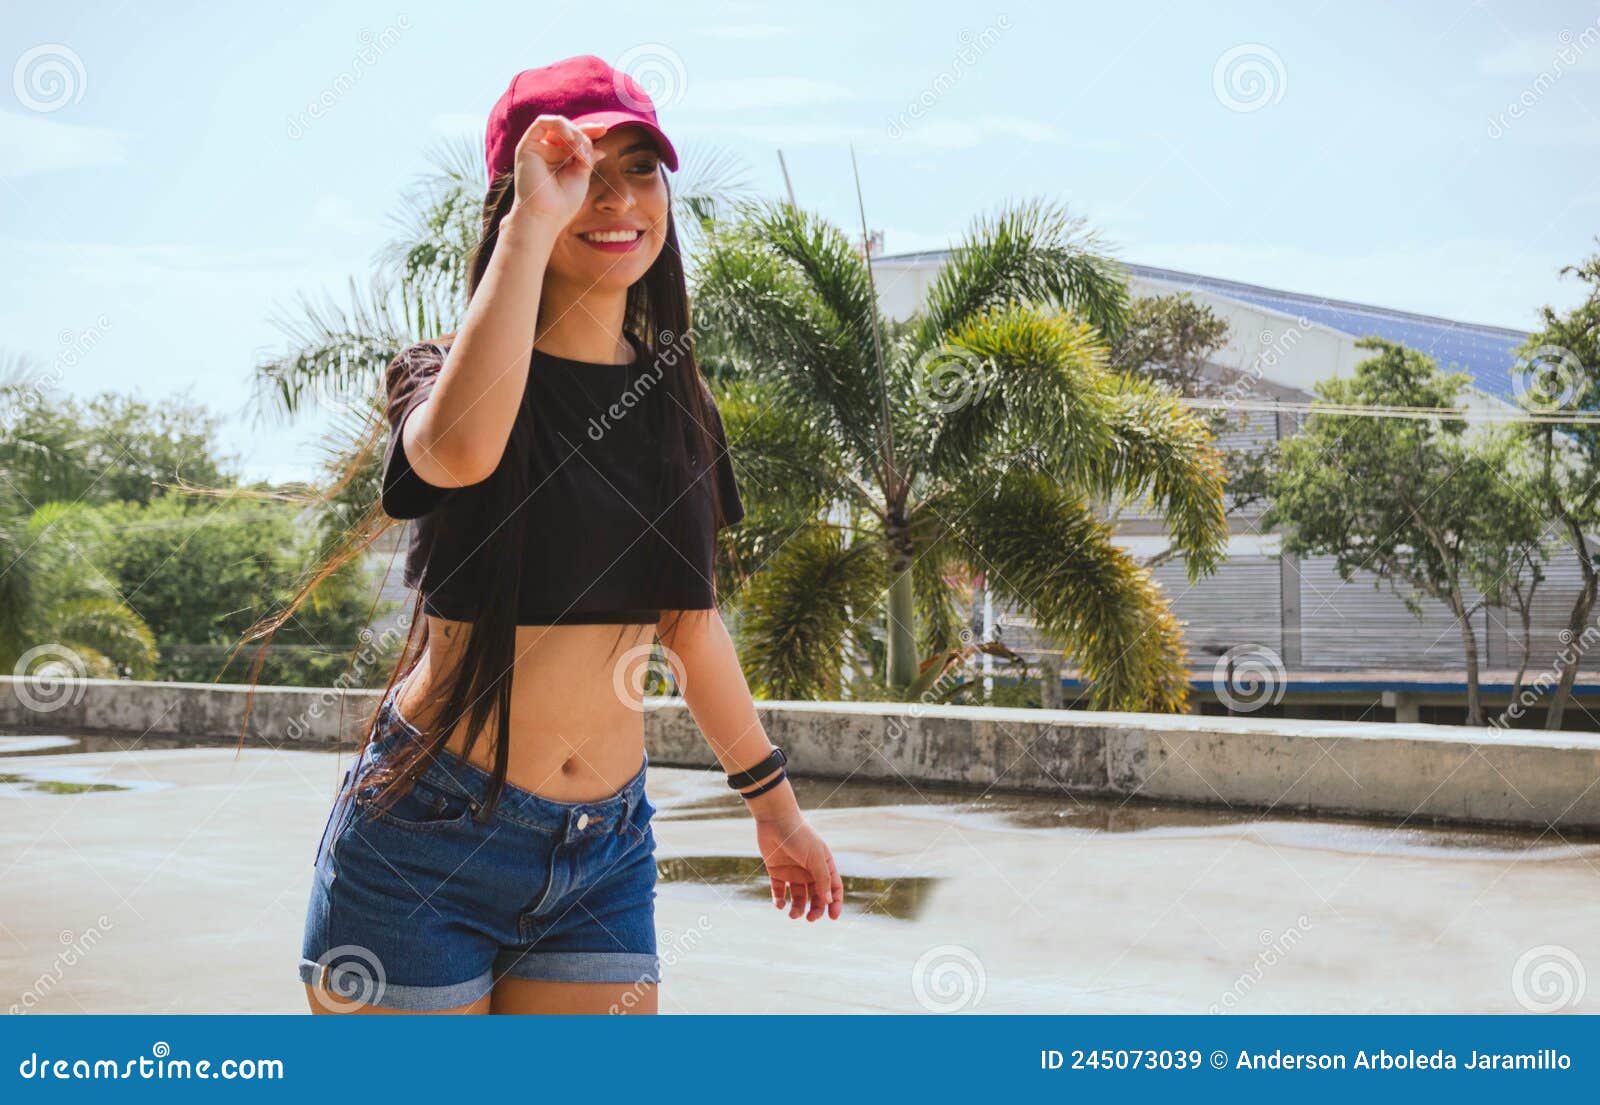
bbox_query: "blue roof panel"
[1122,264,1532,403]
[875,251,1533,404]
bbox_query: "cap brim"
[569,111,679,172]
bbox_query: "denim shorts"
[299,683,660,1012]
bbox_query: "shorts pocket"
[360,775,476,832]
[313,767,354,867]
[622,790,657,847]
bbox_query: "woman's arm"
[659,609,844,921]
[403,116,606,488]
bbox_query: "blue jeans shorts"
[299,683,660,1011]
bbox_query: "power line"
[1181,397,1600,426]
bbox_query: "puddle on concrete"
[0,771,130,796]
[0,733,241,757]
[655,773,1600,860]
[8,733,1594,857]
[656,855,938,920]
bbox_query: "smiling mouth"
[579,229,643,243]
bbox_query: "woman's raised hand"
[508,115,609,228]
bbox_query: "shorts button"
[576,813,590,830]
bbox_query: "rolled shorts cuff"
[494,950,661,985]
[298,957,495,1012]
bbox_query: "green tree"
[91,496,383,687]
[1265,337,1547,725]
[0,380,227,507]
[0,495,157,681]
[1511,245,1600,727]
[695,199,1229,707]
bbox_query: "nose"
[591,174,633,213]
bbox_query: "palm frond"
[712,376,860,522]
[52,592,158,678]
[915,307,1118,487]
[911,197,1129,360]
[738,525,885,699]
[1087,374,1230,580]
[378,132,484,330]
[693,221,885,462]
[951,468,1189,711]
[248,274,416,426]
[672,144,756,268]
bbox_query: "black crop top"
[379,331,744,625]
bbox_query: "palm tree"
[252,137,757,429]
[694,200,1229,710]
[0,461,156,681]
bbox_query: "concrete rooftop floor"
[1,738,1596,1014]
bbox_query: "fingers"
[803,849,833,922]
[516,114,606,171]
[770,876,785,910]
[827,854,844,920]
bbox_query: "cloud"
[682,76,857,111]
[0,110,128,178]
[679,113,1125,154]
[1478,30,1600,78]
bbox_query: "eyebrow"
[618,139,660,158]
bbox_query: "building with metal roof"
[872,251,1595,727]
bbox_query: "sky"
[3,0,1599,484]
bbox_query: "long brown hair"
[235,163,727,821]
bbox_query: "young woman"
[296,55,843,1016]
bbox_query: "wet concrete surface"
[0,736,1595,1013]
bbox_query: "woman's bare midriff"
[392,615,656,803]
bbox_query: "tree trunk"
[885,564,917,690]
[1548,521,1596,730]
[883,510,919,690]
[1452,594,1483,727]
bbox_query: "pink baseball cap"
[484,54,679,178]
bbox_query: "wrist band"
[726,746,786,790]
[738,767,787,800]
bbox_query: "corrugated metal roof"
[875,251,1533,404]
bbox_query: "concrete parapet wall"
[2,677,1595,831]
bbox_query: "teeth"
[581,229,641,243]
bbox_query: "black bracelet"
[726,746,786,790]
[738,767,787,800]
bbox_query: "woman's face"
[544,124,670,294]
